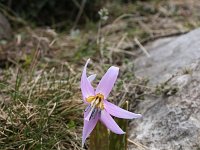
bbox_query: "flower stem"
[89,102,128,150]
[89,122,109,150]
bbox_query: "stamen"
[84,104,91,112]
[85,93,105,121]
[85,104,95,121]
[86,96,95,103]
[90,108,97,120]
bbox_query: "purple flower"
[81,59,142,146]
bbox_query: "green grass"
[0,66,83,149]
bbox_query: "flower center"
[84,93,104,121]
[86,93,104,109]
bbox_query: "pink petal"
[95,66,119,99]
[100,110,125,134]
[81,59,95,102]
[104,100,142,119]
[82,110,99,147]
[88,74,96,83]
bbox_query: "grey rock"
[129,29,200,150]
[169,74,191,88]
[0,13,12,40]
[134,28,200,84]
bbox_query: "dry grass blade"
[134,38,150,58]
[127,139,148,150]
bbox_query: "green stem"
[90,102,128,150]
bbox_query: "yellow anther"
[86,93,105,110]
[96,93,104,100]
[86,96,96,103]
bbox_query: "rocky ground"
[129,29,200,150]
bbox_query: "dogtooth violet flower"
[81,59,142,146]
